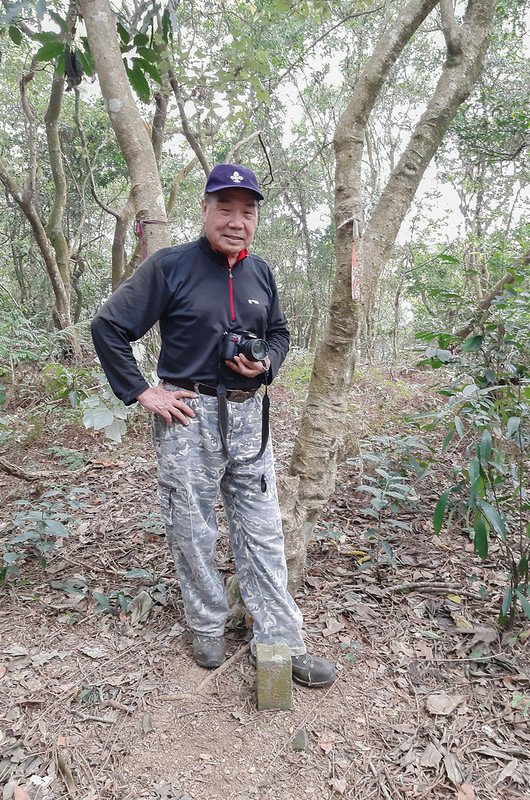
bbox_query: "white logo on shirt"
[248,299,259,305]
[230,171,244,184]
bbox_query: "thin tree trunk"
[79,0,171,258]
[361,0,496,334]
[283,0,495,590]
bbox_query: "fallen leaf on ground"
[420,742,442,768]
[329,777,347,794]
[130,591,154,624]
[319,731,336,754]
[444,752,464,786]
[142,713,154,734]
[457,783,476,800]
[78,646,108,659]
[451,613,474,630]
[14,787,31,800]
[426,692,464,715]
[322,617,346,637]
[495,759,519,785]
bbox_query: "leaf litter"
[0,372,529,799]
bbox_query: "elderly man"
[91,163,335,688]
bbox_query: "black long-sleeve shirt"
[91,236,290,405]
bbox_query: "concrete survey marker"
[256,642,292,711]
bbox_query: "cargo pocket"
[157,479,193,541]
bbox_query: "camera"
[221,331,270,362]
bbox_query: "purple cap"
[204,163,264,200]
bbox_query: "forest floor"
[0,360,529,800]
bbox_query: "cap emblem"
[229,170,244,184]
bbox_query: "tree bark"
[284,0,495,590]
[361,0,496,342]
[79,0,171,258]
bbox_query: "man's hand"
[225,353,270,378]
[136,386,197,426]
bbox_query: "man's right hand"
[136,386,197,426]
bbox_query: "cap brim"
[206,184,263,201]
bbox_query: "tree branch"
[361,0,495,321]
[19,63,38,206]
[273,6,385,89]
[73,88,120,220]
[439,0,463,58]
[452,252,530,341]
[168,73,210,177]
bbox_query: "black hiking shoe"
[249,650,336,688]
[290,653,336,687]
[192,634,226,669]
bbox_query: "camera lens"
[247,338,269,361]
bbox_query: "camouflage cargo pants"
[153,385,306,656]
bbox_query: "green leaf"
[137,46,158,63]
[125,568,153,579]
[117,21,130,44]
[48,9,68,31]
[55,50,66,78]
[454,416,465,439]
[476,499,507,539]
[76,48,94,78]
[507,417,521,438]
[426,347,454,363]
[436,254,460,264]
[105,418,126,443]
[437,333,453,349]
[478,429,492,462]
[83,406,114,430]
[10,531,39,543]
[8,25,22,45]
[516,590,530,621]
[442,430,454,450]
[255,86,270,104]
[92,591,110,610]
[461,335,483,352]
[126,62,150,103]
[35,41,65,62]
[473,515,488,558]
[43,519,70,537]
[32,31,62,44]
[468,456,481,488]
[3,552,20,564]
[433,489,451,534]
[518,557,528,577]
[132,56,162,85]
[133,31,149,47]
[161,7,173,42]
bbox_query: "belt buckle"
[228,390,249,403]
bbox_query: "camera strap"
[216,374,270,464]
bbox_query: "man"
[91,163,335,688]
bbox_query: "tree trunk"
[79,0,171,258]
[361,0,496,337]
[45,76,70,291]
[0,163,81,358]
[284,0,495,590]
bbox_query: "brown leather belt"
[164,379,256,404]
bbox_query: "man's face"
[201,188,258,261]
